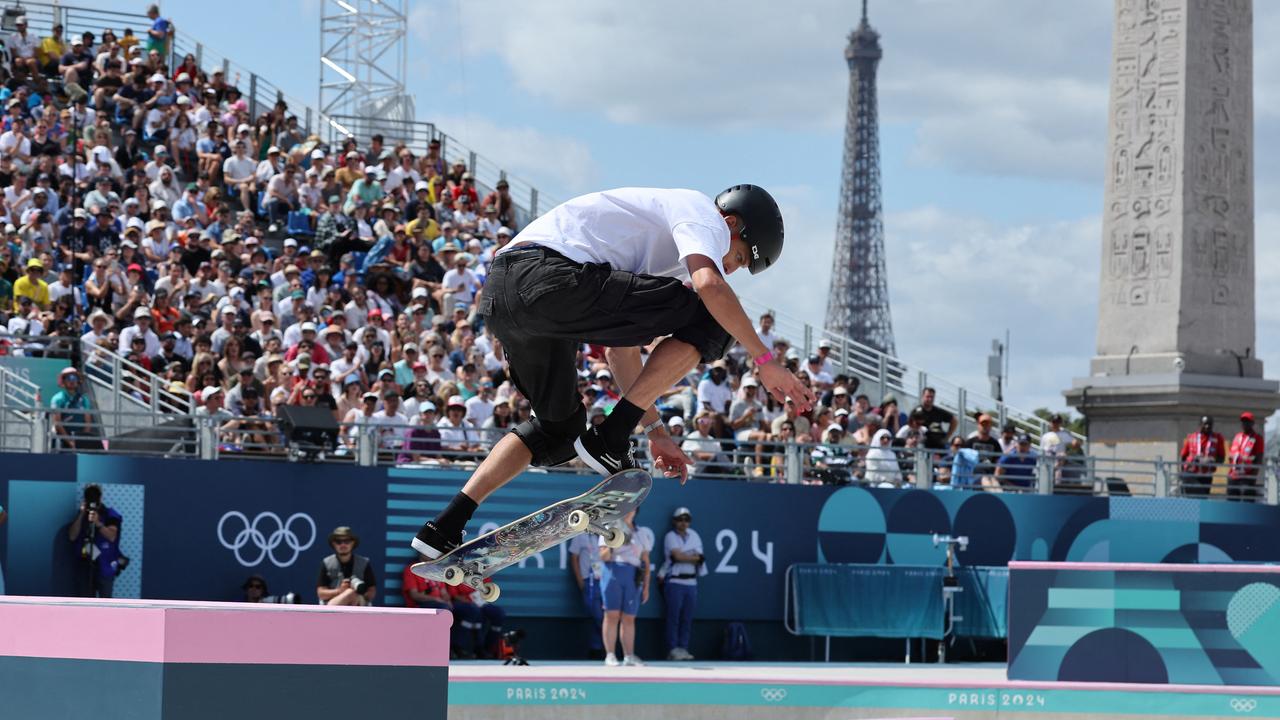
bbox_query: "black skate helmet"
[715,184,784,275]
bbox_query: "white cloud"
[428,114,597,199]
[883,206,1102,412]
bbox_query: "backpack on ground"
[720,621,753,661]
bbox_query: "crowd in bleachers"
[0,5,1084,489]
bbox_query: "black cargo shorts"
[479,245,731,424]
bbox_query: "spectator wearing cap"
[1180,415,1226,498]
[660,506,705,661]
[369,388,410,449]
[963,414,1003,483]
[59,36,94,88]
[697,361,733,415]
[995,434,1038,490]
[51,367,99,450]
[437,394,481,456]
[1227,412,1265,501]
[171,183,206,223]
[1040,414,1072,458]
[770,396,812,439]
[477,204,503,242]
[440,249,481,310]
[394,342,422,387]
[316,526,377,607]
[194,385,236,431]
[354,305,392,350]
[342,390,381,452]
[729,376,772,474]
[12,257,47,312]
[805,354,834,388]
[399,403,444,464]
[117,305,162,356]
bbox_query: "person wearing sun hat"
[316,526,377,606]
[12,257,49,311]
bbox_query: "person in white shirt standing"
[661,506,705,661]
[599,510,652,667]
[412,185,814,561]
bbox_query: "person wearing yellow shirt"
[36,24,66,75]
[13,257,50,312]
[406,214,440,244]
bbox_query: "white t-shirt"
[601,525,654,568]
[440,267,480,305]
[464,395,494,427]
[222,155,256,182]
[502,187,729,281]
[697,378,733,414]
[662,528,707,586]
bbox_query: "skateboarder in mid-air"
[413,185,817,560]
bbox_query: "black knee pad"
[672,302,735,364]
[512,406,586,467]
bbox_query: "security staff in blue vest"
[660,506,706,660]
[316,526,377,606]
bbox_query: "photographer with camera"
[315,526,377,606]
[241,574,300,604]
[67,484,124,598]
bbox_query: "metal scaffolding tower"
[319,0,415,135]
[825,0,896,356]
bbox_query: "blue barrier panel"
[1009,561,1280,686]
[3,454,1280,621]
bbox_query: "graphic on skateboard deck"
[411,468,652,602]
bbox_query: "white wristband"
[642,418,664,434]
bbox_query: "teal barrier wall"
[2,453,1279,624]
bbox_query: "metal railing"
[738,296,1073,445]
[4,402,1276,504]
[80,340,192,419]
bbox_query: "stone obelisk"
[1065,0,1278,463]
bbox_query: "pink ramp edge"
[1008,561,1280,574]
[0,597,450,666]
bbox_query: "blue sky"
[100,1,1280,413]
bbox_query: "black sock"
[603,398,646,445]
[433,491,478,538]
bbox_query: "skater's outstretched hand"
[758,361,817,411]
[648,432,693,485]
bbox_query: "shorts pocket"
[516,269,580,306]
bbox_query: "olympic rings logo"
[760,688,788,703]
[1230,698,1258,713]
[217,511,316,568]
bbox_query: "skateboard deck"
[411,468,652,601]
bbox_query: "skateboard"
[411,468,652,602]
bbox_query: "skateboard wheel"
[480,581,501,603]
[442,566,465,586]
[603,526,626,549]
[567,509,591,532]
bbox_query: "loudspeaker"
[277,405,340,451]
